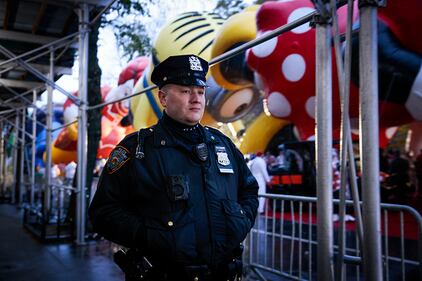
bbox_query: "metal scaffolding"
[0,120,4,198]
[359,1,383,280]
[76,3,90,245]
[0,0,110,243]
[314,11,334,281]
[0,0,389,279]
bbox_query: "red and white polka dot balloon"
[246,0,421,146]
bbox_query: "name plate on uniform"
[215,146,234,174]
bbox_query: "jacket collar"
[203,126,220,145]
[152,120,220,147]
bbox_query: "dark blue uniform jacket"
[89,120,258,269]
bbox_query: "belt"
[179,265,213,281]
[146,263,242,281]
[171,262,242,281]
[118,249,242,281]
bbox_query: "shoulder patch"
[107,146,130,174]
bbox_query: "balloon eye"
[220,88,253,118]
[208,87,261,123]
[234,104,248,115]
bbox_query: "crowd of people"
[247,148,305,175]
[245,148,309,214]
[380,148,422,203]
[246,145,422,207]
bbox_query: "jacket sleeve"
[88,145,145,248]
[232,145,259,225]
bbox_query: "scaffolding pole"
[18,108,26,205]
[315,14,334,281]
[11,114,19,204]
[76,3,89,245]
[44,50,54,217]
[359,1,382,280]
[0,121,4,195]
[30,90,37,205]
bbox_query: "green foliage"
[214,0,249,18]
[106,0,256,60]
[114,22,152,59]
[104,0,154,60]
[110,0,149,17]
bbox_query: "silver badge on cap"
[189,56,203,71]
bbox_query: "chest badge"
[216,146,230,166]
[215,146,234,174]
[194,143,208,162]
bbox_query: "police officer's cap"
[151,54,209,89]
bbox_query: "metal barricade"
[23,180,77,241]
[22,171,100,241]
[244,194,422,281]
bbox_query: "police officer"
[89,54,259,281]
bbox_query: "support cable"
[331,0,365,279]
[51,120,77,132]
[331,2,348,278]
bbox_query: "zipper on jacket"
[201,164,215,267]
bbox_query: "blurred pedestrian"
[249,152,271,214]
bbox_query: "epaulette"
[135,126,155,159]
[204,125,231,141]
